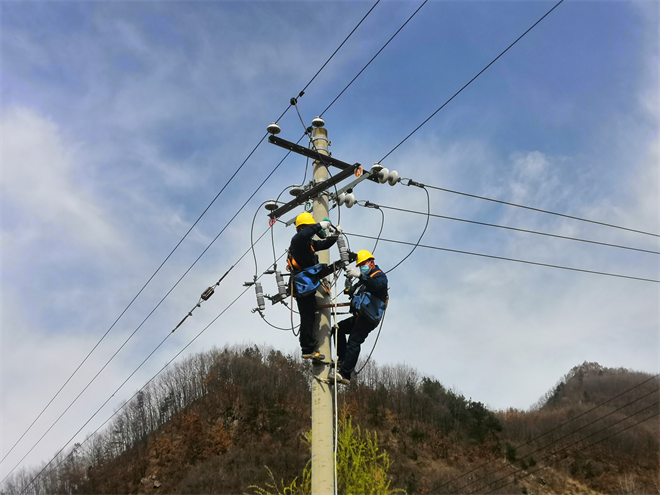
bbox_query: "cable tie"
[298,90,305,98]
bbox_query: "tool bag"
[351,291,388,323]
[292,264,326,297]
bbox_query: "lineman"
[288,212,340,361]
[330,250,388,385]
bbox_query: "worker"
[288,212,340,361]
[330,249,388,385]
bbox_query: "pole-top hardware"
[289,185,304,197]
[264,201,279,211]
[311,116,325,128]
[267,122,281,135]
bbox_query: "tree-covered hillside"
[3,346,657,494]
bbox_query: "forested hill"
[3,346,658,495]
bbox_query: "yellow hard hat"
[356,250,374,265]
[295,212,316,228]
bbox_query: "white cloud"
[2,107,121,252]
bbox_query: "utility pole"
[265,120,399,495]
[310,124,334,495]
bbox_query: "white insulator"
[289,186,303,197]
[336,236,349,267]
[344,193,356,208]
[275,271,288,298]
[264,201,278,211]
[387,170,399,186]
[370,163,383,174]
[336,192,346,206]
[378,168,390,184]
[255,282,266,311]
[311,116,325,128]
[267,122,281,135]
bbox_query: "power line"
[18,230,274,494]
[481,399,660,494]
[435,373,659,491]
[420,182,660,239]
[456,385,660,493]
[379,0,565,163]
[1,147,297,485]
[320,0,428,117]
[370,202,660,255]
[2,3,382,467]
[345,232,660,283]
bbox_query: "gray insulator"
[337,236,349,267]
[275,271,288,298]
[255,282,266,311]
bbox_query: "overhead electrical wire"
[420,182,660,239]
[2,2,383,468]
[456,385,660,493]
[19,230,275,494]
[1,146,299,486]
[320,0,428,117]
[379,0,565,163]
[368,201,660,255]
[435,373,660,492]
[480,400,660,495]
[345,233,660,283]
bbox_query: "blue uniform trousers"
[336,314,378,379]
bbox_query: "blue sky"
[2,0,658,481]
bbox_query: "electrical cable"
[434,372,660,491]
[298,0,381,97]
[1,147,299,486]
[19,232,278,494]
[455,385,660,494]
[355,307,387,376]
[320,0,429,117]
[371,201,660,255]
[2,3,382,466]
[345,233,660,283]
[480,399,660,494]
[379,0,565,163]
[3,228,272,487]
[357,201,385,254]
[384,184,431,274]
[419,181,660,239]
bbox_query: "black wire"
[457,385,660,493]
[298,0,381,96]
[379,0,565,163]
[435,373,660,491]
[345,233,660,283]
[355,307,387,376]
[422,182,660,239]
[320,0,428,117]
[480,399,660,494]
[18,232,275,494]
[373,202,660,255]
[3,4,381,466]
[2,150,294,483]
[357,201,386,254]
[385,186,431,274]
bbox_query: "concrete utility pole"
[310,125,334,495]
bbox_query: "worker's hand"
[346,267,361,278]
[333,224,343,234]
[319,220,331,230]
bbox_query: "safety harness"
[288,246,327,298]
[350,269,389,323]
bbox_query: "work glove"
[333,224,343,234]
[346,267,361,278]
[319,220,331,230]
